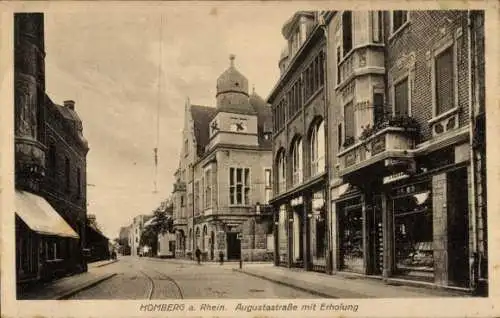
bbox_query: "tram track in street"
[138,267,184,300]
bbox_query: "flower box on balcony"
[337,117,419,177]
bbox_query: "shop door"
[447,168,470,287]
[226,232,241,260]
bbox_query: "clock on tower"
[230,119,247,132]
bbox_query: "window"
[373,11,383,42]
[194,181,200,214]
[65,157,70,191]
[292,138,303,186]
[338,123,343,151]
[311,121,325,176]
[435,46,455,115]
[48,144,56,175]
[373,93,385,124]
[394,78,409,116]
[180,195,185,207]
[392,11,408,33]
[344,102,355,142]
[342,11,353,56]
[76,167,81,199]
[45,241,58,260]
[265,169,272,204]
[336,46,342,84]
[303,53,325,101]
[184,139,189,156]
[277,151,286,193]
[204,169,212,209]
[229,168,250,205]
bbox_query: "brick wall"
[385,11,470,142]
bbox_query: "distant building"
[14,13,89,287]
[172,55,274,262]
[129,215,152,256]
[118,226,131,255]
[85,214,110,262]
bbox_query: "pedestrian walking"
[195,247,201,265]
[219,251,224,265]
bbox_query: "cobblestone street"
[68,257,321,299]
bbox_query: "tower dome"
[215,55,255,115]
[216,54,249,96]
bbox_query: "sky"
[40,4,301,239]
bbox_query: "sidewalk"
[235,264,471,298]
[18,260,118,300]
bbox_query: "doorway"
[447,167,470,287]
[210,231,215,260]
[226,232,241,260]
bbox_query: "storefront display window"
[339,197,364,273]
[392,181,433,281]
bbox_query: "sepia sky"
[40,4,301,238]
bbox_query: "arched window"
[292,138,303,186]
[276,150,286,193]
[310,120,325,176]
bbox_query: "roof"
[15,190,79,238]
[249,91,273,149]
[190,105,217,157]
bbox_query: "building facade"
[118,225,131,255]
[128,215,152,256]
[269,10,487,293]
[172,55,274,262]
[15,13,89,287]
[268,11,330,272]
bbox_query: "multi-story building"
[268,11,330,272]
[14,13,89,287]
[172,55,274,262]
[118,226,131,255]
[269,10,487,294]
[128,215,152,256]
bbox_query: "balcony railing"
[337,115,420,178]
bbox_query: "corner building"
[172,56,274,261]
[270,10,487,293]
[14,13,89,285]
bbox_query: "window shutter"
[435,47,454,115]
[394,78,409,116]
[344,102,355,139]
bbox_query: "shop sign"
[383,172,410,184]
[291,196,303,207]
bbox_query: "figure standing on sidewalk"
[195,247,201,265]
[219,251,224,265]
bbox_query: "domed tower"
[208,55,258,150]
[215,55,256,115]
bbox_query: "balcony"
[172,181,186,192]
[337,116,420,181]
[336,46,385,89]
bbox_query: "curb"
[56,273,118,300]
[95,259,119,268]
[233,269,337,299]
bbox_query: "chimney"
[64,100,75,110]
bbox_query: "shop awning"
[15,190,79,239]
